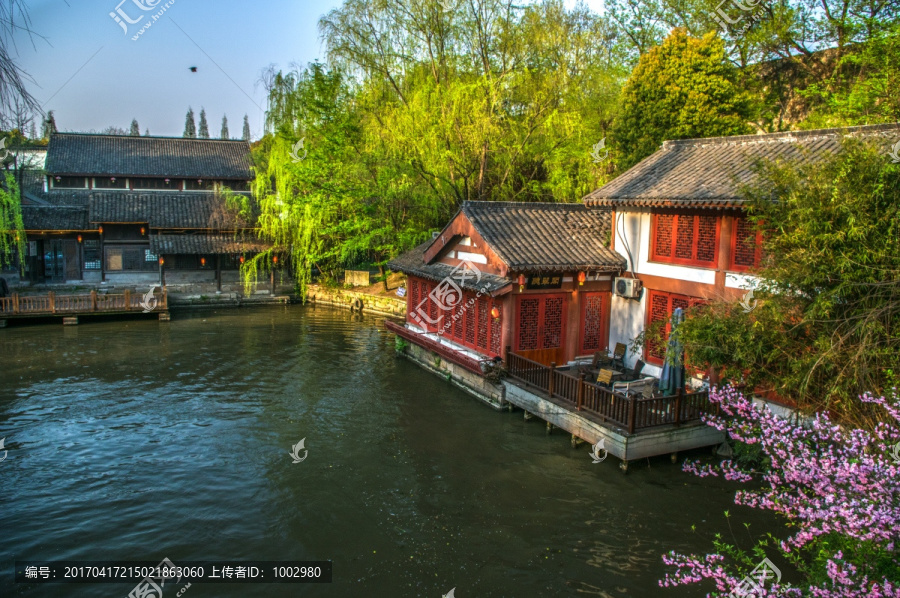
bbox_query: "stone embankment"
[305,285,406,318]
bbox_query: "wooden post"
[270,270,275,295]
[91,290,97,312]
[13,292,19,314]
[548,362,556,398]
[124,289,131,310]
[577,372,585,411]
[627,395,636,435]
[674,388,683,426]
[216,255,222,292]
[163,289,168,309]
[48,291,55,314]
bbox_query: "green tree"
[129,119,140,136]
[0,171,25,269]
[242,115,250,141]
[198,108,209,138]
[675,140,900,424]
[613,28,753,169]
[220,115,229,139]
[183,107,196,138]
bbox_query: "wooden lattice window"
[452,304,464,340]
[651,213,720,267]
[580,292,609,354]
[542,297,564,350]
[645,290,706,364]
[730,215,763,272]
[464,293,476,345]
[427,283,438,330]
[410,279,419,318]
[476,297,489,350]
[518,298,540,351]
[490,301,502,356]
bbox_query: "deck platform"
[0,290,169,325]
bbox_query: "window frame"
[728,215,764,272]
[649,211,721,269]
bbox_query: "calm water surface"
[0,306,773,597]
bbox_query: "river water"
[0,305,774,597]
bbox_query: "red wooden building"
[388,202,625,368]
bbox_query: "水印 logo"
[890,441,900,464]
[0,137,9,160]
[290,438,308,463]
[739,288,758,313]
[888,139,900,164]
[140,286,159,313]
[290,138,307,162]
[0,437,7,462]
[443,588,456,598]
[590,138,608,163]
[589,439,608,463]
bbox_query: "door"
[515,294,568,365]
[579,292,610,356]
[43,240,64,281]
[63,240,81,280]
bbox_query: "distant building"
[4,133,268,290]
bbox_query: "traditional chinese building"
[3,133,269,291]
[387,201,626,372]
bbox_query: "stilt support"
[158,312,171,321]
[546,421,553,435]
[63,317,78,326]
[523,410,533,421]
[570,434,583,449]
[619,459,629,473]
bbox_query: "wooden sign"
[526,273,563,290]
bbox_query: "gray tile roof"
[150,234,269,255]
[388,241,512,294]
[46,133,251,179]
[22,206,90,231]
[459,201,625,272]
[88,192,245,229]
[583,123,900,208]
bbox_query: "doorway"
[515,294,568,365]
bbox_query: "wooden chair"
[595,343,627,370]
[596,369,615,387]
[618,359,646,383]
[612,376,655,398]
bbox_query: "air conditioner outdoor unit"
[614,277,643,298]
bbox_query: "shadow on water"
[0,305,780,597]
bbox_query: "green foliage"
[677,141,900,423]
[394,335,408,353]
[613,28,753,169]
[0,171,25,269]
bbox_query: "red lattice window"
[490,301,502,356]
[645,290,706,365]
[518,298,540,351]
[464,293,476,345]
[542,297,564,350]
[654,214,674,258]
[427,284,438,329]
[730,215,763,272]
[452,304,464,340]
[580,293,609,354]
[409,279,419,323]
[651,213,720,267]
[476,297,489,350]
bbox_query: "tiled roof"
[150,234,269,255]
[388,241,512,294]
[583,123,900,208]
[459,201,625,272]
[88,192,244,229]
[22,206,90,231]
[46,133,251,179]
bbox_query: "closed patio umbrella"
[658,307,685,396]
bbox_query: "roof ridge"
[661,122,900,149]
[50,132,249,143]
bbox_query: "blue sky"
[13,0,603,139]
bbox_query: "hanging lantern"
[110,177,116,182]
[517,273,526,292]
[272,255,279,264]
[239,255,245,264]
[491,306,500,320]
[77,234,82,243]
[98,226,104,235]
[577,271,586,286]
[200,257,206,267]
[140,226,146,235]
[159,257,165,265]
[164,178,170,184]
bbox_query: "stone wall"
[306,285,406,318]
[403,341,505,409]
[344,270,373,287]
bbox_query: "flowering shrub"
[660,386,900,597]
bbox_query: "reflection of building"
[4,133,268,290]
[388,201,625,370]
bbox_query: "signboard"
[526,273,563,290]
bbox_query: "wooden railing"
[505,349,716,434]
[386,320,485,375]
[0,290,167,316]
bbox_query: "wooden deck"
[0,290,169,325]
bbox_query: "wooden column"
[91,290,97,312]
[48,291,55,313]
[548,362,556,398]
[577,372,585,411]
[124,289,131,310]
[216,255,222,292]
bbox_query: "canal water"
[0,306,775,597]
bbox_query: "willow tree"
[0,171,25,269]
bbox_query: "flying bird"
[189,66,198,73]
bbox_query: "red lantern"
[517,273,526,292]
[159,257,164,265]
[140,226,146,236]
[577,271,586,286]
[239,255,245,264]
[77,234,82,243]
[98,226,104,235]
[491,306,500,320]
[200,257,206,267]
[273,255,278,264]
